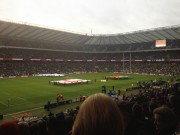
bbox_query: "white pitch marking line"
[4,106,44,116]
[17,97,26,101]
[0,101,7,106]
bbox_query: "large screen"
[155,39,166,47]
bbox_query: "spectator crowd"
[0,48,179,77]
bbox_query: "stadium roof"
[0,20,180,46]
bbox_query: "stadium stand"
[0,45,179,77]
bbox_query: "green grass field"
[0,72,174,122]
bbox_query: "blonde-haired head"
[72,93,124,135]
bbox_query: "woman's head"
[153,106,177,133]
[72,93,124,135]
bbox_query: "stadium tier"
[0,47,179,77]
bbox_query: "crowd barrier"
[126,87,140,91]
[44,99,73,110]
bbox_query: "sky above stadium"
[0,0,180,34]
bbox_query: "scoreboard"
[155,39,166,47]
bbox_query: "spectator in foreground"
[72,93,124,135]
[0,121,20,135]
[18,121,30,135]
[153,106,178,135]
